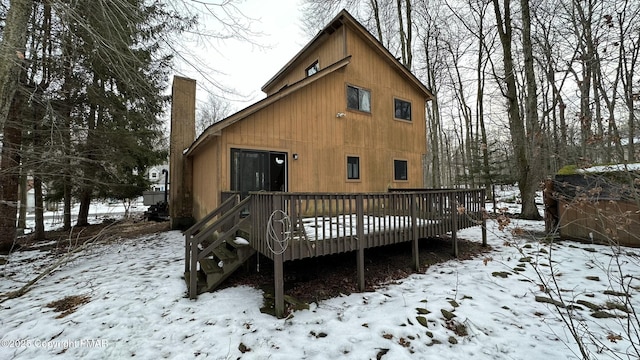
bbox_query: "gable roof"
[185,9,432,157]
[262,9,433,100]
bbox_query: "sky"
[175,0,312,111]
[2,189,639,359]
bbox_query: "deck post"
[189,232,198,299]
[356,194,365,291]
[273,195,285,318]
[450,192,459,258]
[481,188,487,247]
[184,232,191,274]
[410,194,419,271]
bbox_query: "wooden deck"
[185,189,487,317]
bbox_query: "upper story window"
[347,85,371,113]
[306,61,319,77]
[347,156,360,180]
[394,98,412,121]
[150,171,158,180]
[394,160,408,181]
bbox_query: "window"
[306,61,319,76]
[394,160,408,181]
[347,85,371,113]
[394,98,412,121]
[347,156,360,180]
[150,171,158,180]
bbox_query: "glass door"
[231,148,287,197]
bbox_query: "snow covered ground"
[2,191,639,359]
[22,197,146,234]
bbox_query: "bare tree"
[196,93,234,137]
[491,0,542,219]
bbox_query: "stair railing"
[184,194,239,275]
[185,194,253,298]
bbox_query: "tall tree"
[57,0,178,226]
[0,0,32,133]
[0,90,24,250]
[492,0,542,219]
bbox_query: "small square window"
[394,160,408,181]
[306,61,319,77]
[150,172,158,179]
[394,98,411,121]
[347,156,360,180]
[347,85,371,113]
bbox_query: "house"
[146,164,169,192]
[170,10,487,316]
[170,9,433,228]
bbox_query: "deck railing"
[249,189,486,262]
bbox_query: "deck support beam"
[273,195,285,318]
[450,192,459,258]
[356,195,365,291]
[481,188,487,247]
[481,223,487,247]
[410,195,419,271]
[189,233,198,299]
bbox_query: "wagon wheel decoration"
[266,210,292,255]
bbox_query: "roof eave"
[261,11,348,93]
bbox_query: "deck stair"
[185,195,255,298]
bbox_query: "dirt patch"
[46,294,91,318]
[222,236,491,305]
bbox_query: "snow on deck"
[300,214,440,241]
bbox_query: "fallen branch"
[0,221,121,303]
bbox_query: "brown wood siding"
[190,23,429,221]
[191,138,220,220]
[342,25,427,190]
[264,30,346,96]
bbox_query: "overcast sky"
[175,0,313,111]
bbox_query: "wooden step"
[213,245,238,262]
[226,235,251,249]
[199,258,223,275]
[200,248,257,294]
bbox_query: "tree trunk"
[76,187,91,227]
[404,0,412,70]
[423,36,442,187]
[18,169,27,229]
[33,174,45,240]
[492,0,541,220]
[397,0,407,66]
[64,179,72,230]
[519,0,542,219]
[0,0,33,132]
[369,0,384,43]
[0,94,23,251]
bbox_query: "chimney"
[169,76,196,229]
